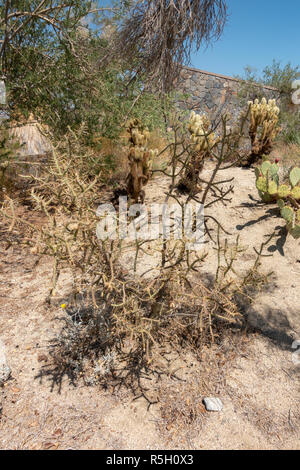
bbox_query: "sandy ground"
[0,165,299,450]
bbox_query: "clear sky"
[190,0,300,78]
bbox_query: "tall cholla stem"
[125,118,158,204]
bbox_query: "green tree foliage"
[1,1,228,143]
[0,1,174,140]
[262,60,300,104]
[262,61,300,145]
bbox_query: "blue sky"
[191,0,300,78]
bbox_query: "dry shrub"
[147,129,169,155]
[96,135,129,185]
[114,0,227,93]
[1,115,274,393]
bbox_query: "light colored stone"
[203,397,223,412]
[0,339,11,385]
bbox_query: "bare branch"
[114,0,227,92]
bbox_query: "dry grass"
[270,141,300,166]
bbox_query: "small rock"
[203,397,223,412]
[0,339,11,386]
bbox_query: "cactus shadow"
[236,207,278,231]
[241,193,266,206]
[267,225,288,256]
[245,305,297,352]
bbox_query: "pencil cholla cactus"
[126,118,158,203]
[248,97,280,158]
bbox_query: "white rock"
[0,339,11,385]
[203,397,223,412]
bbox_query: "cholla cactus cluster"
[255,160,300,239]
[177,112,219,194]
[188,111,219,152]
[248,97,280,157]
[126,118,158,203]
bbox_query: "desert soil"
[0,165,299,450]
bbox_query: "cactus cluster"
[188,111,219,152]
[125,119,158,203]
[128,119,150,147]
[177,112,219,194]
[255,160,300,239]
[248,97,280,159]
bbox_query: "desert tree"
[114,0,227,92]
[0,1,176,137]
[0,1,228,139]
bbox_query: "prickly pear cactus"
[291,186,300,200]
[255,160,280,201]
[255,160,300,239]
[289,167,300,188]
[278,201,300,239]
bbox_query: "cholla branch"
[0,107,275,391]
